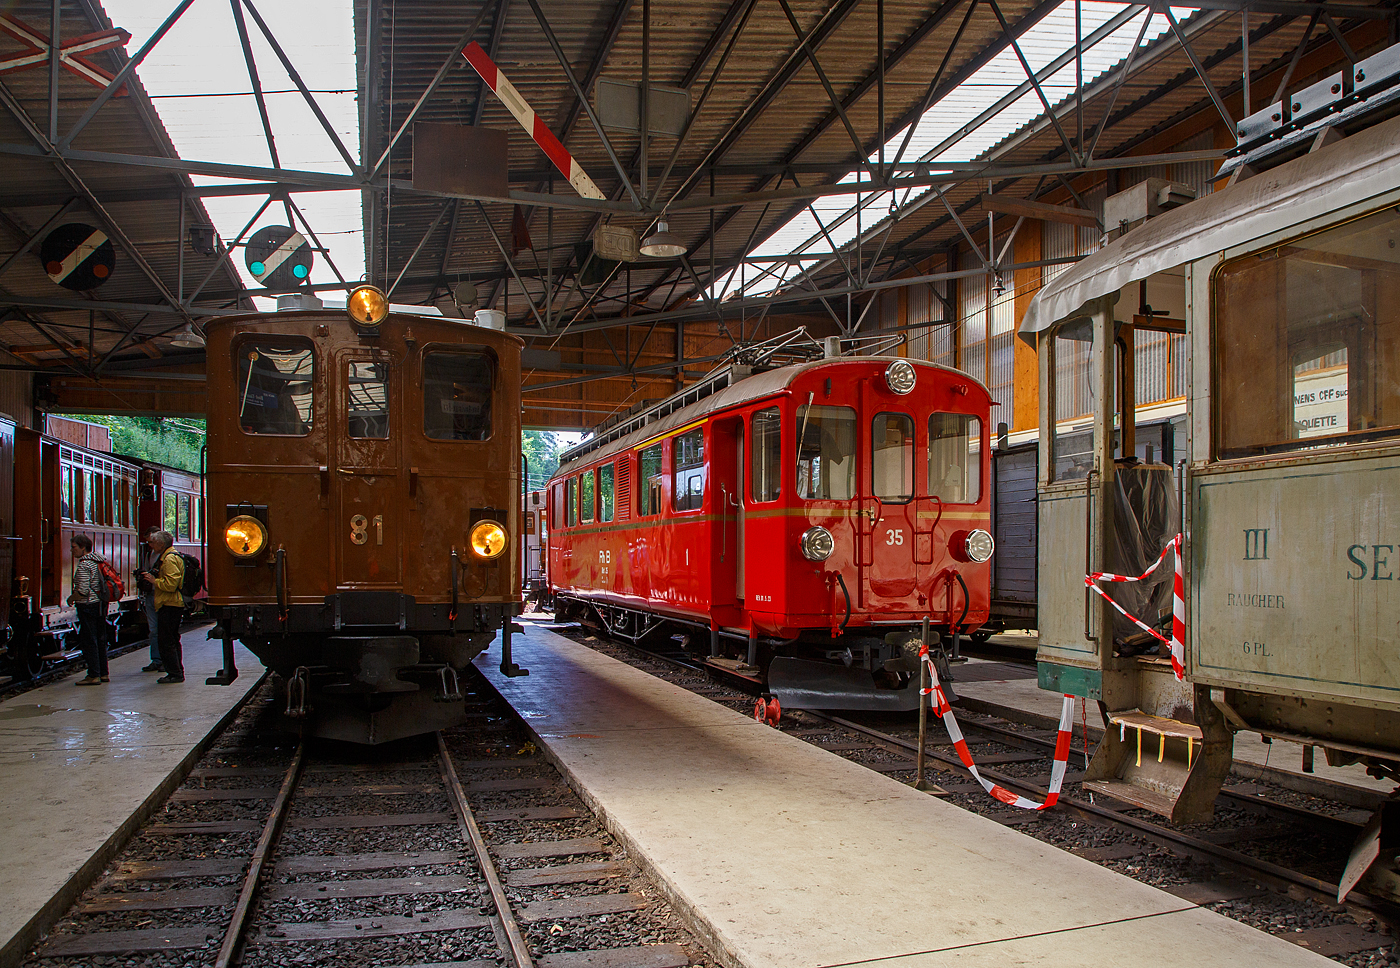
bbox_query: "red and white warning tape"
[1084,534,1186,681]
[921,645,1075,811]
[460,41,605,201]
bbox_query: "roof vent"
[277,292,323,312]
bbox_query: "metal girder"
[0,79,197,327]
[1160,3,1237,134]
[506,256,1077,338]
[524,0,644,209]
[775,0,870,165]
[0,197,79,280]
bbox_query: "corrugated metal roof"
[0,0,248,371]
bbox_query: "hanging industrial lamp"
[640,220,685,258]
[169,323,205,348]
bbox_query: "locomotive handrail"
[1083,468,1097,644]
[835,572,851,632]
[449,548,461,625]
[273,547,288,630]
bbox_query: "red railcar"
[14,428,142,648]
[548,346,995,709]
[135,461,207,607]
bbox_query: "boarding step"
[1083,707,1231,825]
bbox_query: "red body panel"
[548,359,993,637]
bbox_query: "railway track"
[24,673,712,968]
[557,620,1399,964]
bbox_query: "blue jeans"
[76,602,109,678]
[142,591,159,661]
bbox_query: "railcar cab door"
[332,348,401,588]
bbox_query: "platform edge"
[0,670,268,968]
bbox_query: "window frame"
[870,411,915,504]
[599,463,615,523]
[638,443,663,517]
[671,427,706,513]
[565,476,577,527]
[927,412,983,504]
[421,346,496,442]
[235,336,317,437]
[795,404,859,501]
[750,406,781,503]
[580,468,596,524]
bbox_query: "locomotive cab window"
[347,361,390,439]
[673,428,705,512]
[929,414,981,503]
[599,463,615,523]
[751,407,780,502]
[423,350,493,441]
[1214,204,1400,458]
[639,444,663,516]
[580,469,595,524]
[872,413,914,503]
[237,339,315,436]
[797,405,857,500]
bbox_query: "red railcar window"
[580,470,595,523]
[347,361,390,439]
[178,493,191,540]
[566,477,577,526]
[929,414,981,503]
[164,491,177,534]
[638,445,662,516]
[872,413,914,503]
[672,428,705,512]
[751,408,780,502]
[60,467,72,520]
[83,471,93,523]
[237,339,315,436]
[796,405,856,500]
[599,463,614,523]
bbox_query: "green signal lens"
[250,260,266,275]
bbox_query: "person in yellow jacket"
[136,530,186,683]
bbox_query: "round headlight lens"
[347,284,389,327]
[885,359,917,395]
[800,526,835,562]
[225,515,268,559]
[965,529,995,563]
[470,520,508,560]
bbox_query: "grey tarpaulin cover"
[1018,113,1400,342]
[1109,462,1178,650]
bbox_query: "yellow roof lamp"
[469,519,508,561]
[347,285,390,330]
[225,514,268,560]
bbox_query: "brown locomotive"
[204,287,525,743]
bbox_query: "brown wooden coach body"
[204,307,523,743]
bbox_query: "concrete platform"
[0,627,260,968]
[952,655,1394,799]
[480,623,1334,968]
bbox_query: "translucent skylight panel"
[104,0,363,302]
[719,3,1198,303]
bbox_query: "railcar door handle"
[1084,467,1098,644]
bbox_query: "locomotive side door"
[332,349,401,588]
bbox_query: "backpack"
[97,559,124,603]
[177,552,203,601]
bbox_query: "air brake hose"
[836,572,851,633]
[953,571,970,631]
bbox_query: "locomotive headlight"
[347,284,389,328]
[470,520,508,560]
[799,526,834,562]
[885,359,917,395]
[224,515,268,559]
[965,529,995,563]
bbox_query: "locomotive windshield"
[236,339,315,436]
[929,413,981,503]
[423,350,493,441]
[796,405,856,500]
[1215,204,1400,458]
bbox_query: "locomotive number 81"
[205,287,524,744]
